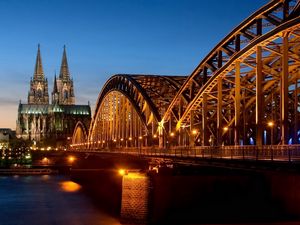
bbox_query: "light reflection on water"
[60,181,81,192]
[0,175,121,225]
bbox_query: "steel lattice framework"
[72,0,300,151]
[72,121,88,146]
[162,0,300,148]
[80,74,186,149]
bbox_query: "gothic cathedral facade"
[16,45,91,146]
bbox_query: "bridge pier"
[120,172,150,224]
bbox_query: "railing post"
[242,147,245,160]
[288,146,291,162]
[271,145,274,162]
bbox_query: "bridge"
[71,0,300,162]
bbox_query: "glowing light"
[153,134,157,138]
[120,138,124,141]
[139,136,143,140]
[192,129,197,135]
[268,121,274,127]
[68,156,75,163]
[113,139,117,142]
[42,157,48,163]
[119,169,127,176]
[170,132,175,137]
[102,140,105,143]
[128,137,132,141]
[60,181,81,192]
[127,172,146,179]
[223,126,229,131]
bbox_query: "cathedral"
[16,45,91,146]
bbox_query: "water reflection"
[60,181,81,192]
[0,175,121,225]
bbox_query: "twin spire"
[34,44,71,80]
[29,44,75,105]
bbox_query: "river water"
[0,175,121,225]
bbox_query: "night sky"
[0,0,268,129]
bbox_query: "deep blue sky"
[0,0,268,129]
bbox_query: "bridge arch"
[71,121,89,150]
[161,0,300,147]
[88,74,186,149]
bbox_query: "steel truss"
[72,0,300,151]
[71,121,88,149]
[77,74,185,149]
[162,0,300,147]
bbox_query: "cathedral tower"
[52,46,75,105]
[28,44,49,104]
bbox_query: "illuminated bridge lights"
[71,0,300,151]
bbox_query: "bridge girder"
[161,0,300,147]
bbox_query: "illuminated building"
[0,129,15,149]
[16,45,91,144]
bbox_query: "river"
[0,175,121,225]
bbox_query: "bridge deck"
[71,145,300,162]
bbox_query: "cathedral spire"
[59,45,70,80]
[34,44,44,79]
[52,73,59,104]
[53,73,58,93]
[28,44,49,104]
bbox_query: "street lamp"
[268,121,274,145]
[138,136,143,154]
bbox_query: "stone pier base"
[120,172,150,224]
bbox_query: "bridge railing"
[70,144,300,162]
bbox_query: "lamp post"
[170,132,175,148]
[268,121,274,145]
[139,136,143,155]
[268,121,274,161]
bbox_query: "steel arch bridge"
[71,0,300,160]
[72,74,186,150]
